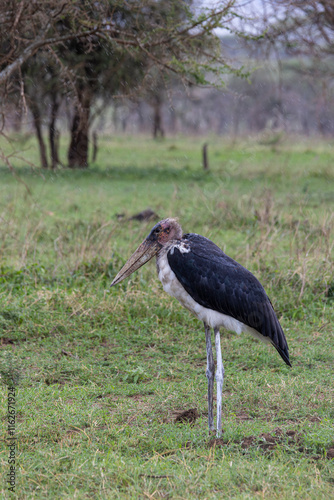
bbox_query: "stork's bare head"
[110,218,182,286]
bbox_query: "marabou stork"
[111,218,291,436]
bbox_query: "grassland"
[0,133,333,499]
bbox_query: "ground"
[0,134,333,498]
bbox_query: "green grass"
[0,133,333,498]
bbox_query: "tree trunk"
[12,106,23,132]
[231,98,241,144]
[92,131,98,163]
[169,105,177,134]
[202,143,209,170]
[49,95,60,169]
[152,94,164,139]
[68,87,91,168]
[30,101,48,169]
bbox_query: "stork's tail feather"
[272,342,291,367]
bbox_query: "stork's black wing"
[167,233,291,366]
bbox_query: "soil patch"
[240,428,302,451]
[236,411,253,421]
[209,428,334,460]
[175,408,199,426]
[1,337,15,345]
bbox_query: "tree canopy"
[1,0,247,167]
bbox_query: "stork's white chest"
[156,245,201,317]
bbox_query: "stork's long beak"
[111,238,161,286]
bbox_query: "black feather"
[167,233,291,366]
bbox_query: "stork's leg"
[204,323,215,432]
[214,327,224,437]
